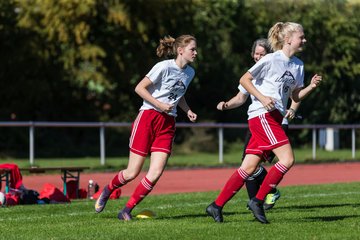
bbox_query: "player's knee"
[124,170,140,181]
[146,169,163,183]
[278,157,295,169]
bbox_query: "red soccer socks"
[215,168,250,207]
[255,162,288,201]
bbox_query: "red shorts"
[129,110,175,157]
[245,110,289,160]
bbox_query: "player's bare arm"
[217,91,249,111]
[292,74,322,102]
[284,100,301,119]
[178,96,197,122]
[135,77,174,113]
[240,71,275,111]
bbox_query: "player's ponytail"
[156,36,176,58]
[268,22,284,51]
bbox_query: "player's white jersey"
[246,50,304,119]
[239,82,289,125]
[140,59,195,117]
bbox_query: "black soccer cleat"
[206,202,224,223]
[248,198,269,224]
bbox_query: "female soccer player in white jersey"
[217,38,301,210]
[95,35,198,220]
[207,22,322,224]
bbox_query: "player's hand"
[187,110,197,122]
[217,101,226,111]
[284,108,296,120]
[261,96,275,111]
[310,74,322,88]
[159,103,174,114]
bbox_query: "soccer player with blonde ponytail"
[207,22,322,224]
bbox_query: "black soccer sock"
[245,178,260,200]
[245,166,268,199]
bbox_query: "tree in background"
[0,0,359,157]
[2,0,358,123]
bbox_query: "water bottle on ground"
[88,179,95,199]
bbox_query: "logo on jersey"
[166,80,186,92]
[275,71,296,85]
[166,80,186,101]
[275,71,296,93]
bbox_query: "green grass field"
[1,182,360,240]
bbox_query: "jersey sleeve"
[248,55,270,82]
[297,64,305,88]
[291,61,305,94]
[145,61,166,84]
[238,84,249,95]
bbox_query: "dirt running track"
[21,162,360,197]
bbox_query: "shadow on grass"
[305,214,360,222]
[156,210,250,221]
[267,202,360,223]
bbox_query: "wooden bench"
[1,167,89,199]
